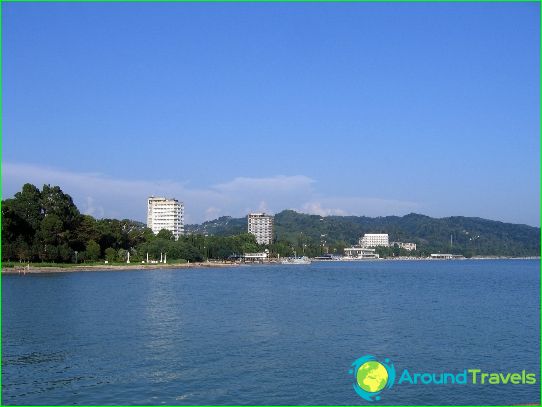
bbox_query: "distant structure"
[147,196,184,240]
[243,250,270,263]
[247,213,274,245]
[430,253,464,259]
[360,233,389,248]
[390,241,417,251]
[344,247,380,259]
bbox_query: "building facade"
[344,247,380,259]
[360,233,389,248]
[243,251,269,262]
[147,196,184,240]
[247,213,274,245]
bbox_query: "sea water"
[2,260,539,405]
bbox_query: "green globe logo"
[356,361,389,392]
[350,355,396,401]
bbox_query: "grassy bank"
[2,259,189,269]
[0,259,244,274]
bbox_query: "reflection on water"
[2,260,540,405]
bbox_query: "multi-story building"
[147,196,184,240]
[360,233,389,248]
[247,213,274,245]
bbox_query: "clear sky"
[3,2,540,226]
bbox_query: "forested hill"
[186,210,540,257]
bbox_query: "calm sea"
[2,260,540,405]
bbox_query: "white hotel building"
[147,196,184,240]
[360,233,389,248]
[248,213,274,245]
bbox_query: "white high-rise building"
[248,213,274,245]
[147,196,184,240]
[360,233,389,248]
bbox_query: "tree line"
[2,183,261,263]
[187,210,540,257]
[4,183,539,263]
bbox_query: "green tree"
[236,233,260,253]
[86,240,101,261]
[74,215,100,250]
[2,202,33,248]
[117,248,127,262]
[97,219,125,252]
[105,247,117,263]
[40,184,80,230]
[12,183,43,231]
[2,186,42,261]
[156,229,175,241]
[58,243,73,262]
[39,214,64,246]
[14,236,31,262]
[42,245,59,262]
[128,226,155,247]
[77,251,87,263]
[177,242,204,262]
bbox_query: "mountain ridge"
[186,210,540,256]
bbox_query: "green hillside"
[186,210,540,257]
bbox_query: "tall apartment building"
[360,233,389,248]
[147,196,184,240]
[247,213,274,245]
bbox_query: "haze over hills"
[186,210,541,257]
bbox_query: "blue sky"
[3,3,540,225]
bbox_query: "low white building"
[344,247,380,259]
[243,251,269,263]
[360,233,389,248]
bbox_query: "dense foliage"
[3,184,260,263]
[187,210,540,257]
[4,183,539,262]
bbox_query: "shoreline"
[1,261,240,274]
[2,256,539,274]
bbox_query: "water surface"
[2,260,539,405]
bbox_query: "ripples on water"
[2,260,540,405]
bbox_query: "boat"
[280,256,311,265]
[313,254,337,261]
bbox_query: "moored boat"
[280,256,311,265]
